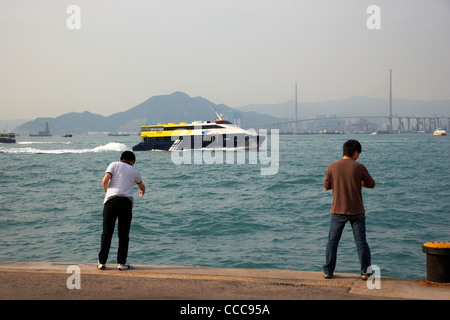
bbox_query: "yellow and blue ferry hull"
[0,133,16,143]
[132,121,265,151]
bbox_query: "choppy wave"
[0,142,127,154]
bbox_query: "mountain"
[14,93,449,135]
[16,111,112,136]
[15,92,287,135]
[237,97,450,121]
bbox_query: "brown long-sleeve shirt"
[324,159,375,214]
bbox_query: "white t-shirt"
[104,161,142,205]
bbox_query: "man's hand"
[137,181,146,196]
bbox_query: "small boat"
[0,132,16,143]
[62,133,73,138]
[433,128,447,136]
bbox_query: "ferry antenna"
[213,108,223,120]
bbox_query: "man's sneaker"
[118,262,132,270]
[361,273,373,281]
[97,262,106,270]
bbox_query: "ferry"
[132,110,265,151]
[0,132,16,143]
[433,128,447,136]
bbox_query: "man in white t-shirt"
[97,151,145,270]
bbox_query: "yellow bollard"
[422,242,450,283]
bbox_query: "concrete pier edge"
[0,261,449,301]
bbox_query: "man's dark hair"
[343,140,362,157]
[120,150,136,163]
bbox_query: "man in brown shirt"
[322,140,375,280]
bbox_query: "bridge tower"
[389,69,393,133]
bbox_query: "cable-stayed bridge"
[256,114,450,134]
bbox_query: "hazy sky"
[1,0,449,120]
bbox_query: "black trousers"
[98,197,133,265]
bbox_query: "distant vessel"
[0,132,16,143]
[62,133,73,138]
[29,122,52,137]
[433,128,447,136]
[133,109,265,151]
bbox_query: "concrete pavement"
[0,261,449,300]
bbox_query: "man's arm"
[137,181,145,196]
[324,169,332,191]
[361,179,375,188]
[102,173,112,191]
[361,167,375,189]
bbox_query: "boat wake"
[0,142,128,154]
[18,141,71,145]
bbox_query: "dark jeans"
[323,213,371,276]
[98,197,133,265]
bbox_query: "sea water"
[0,133,449,279]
